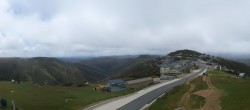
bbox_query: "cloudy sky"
[0,0,250,57]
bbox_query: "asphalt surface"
[118,66,207,110]
[84,64,207,110]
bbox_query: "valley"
[0,50,250,110]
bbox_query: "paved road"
[84,65,207,110]
[118,67,207,110]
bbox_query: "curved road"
[84,65,207,110]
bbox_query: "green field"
[0,81,135,110]
[148,84,190,110]
[209,70,250,110]
[2,70,250,110]
[189,77,207,109]
[149,76,208,110]
[150,70,250,110]
[189,76,208,93]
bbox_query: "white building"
[160,67,170,75]
[239,73,246,78]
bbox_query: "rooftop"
[108,79,125,84]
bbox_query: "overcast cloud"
[0,0,250,57]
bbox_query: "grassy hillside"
[149,76,207,110]
[149,84,190,110]
[0,81,136,110]
[209,70,250,110]
[0,57,108,85]
[150,70,250,110]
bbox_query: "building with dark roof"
[106,79,127,92]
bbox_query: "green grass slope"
[0,81,135,110]
[149,84,190,110]
[149,76,207,110]
[209,70,250,110]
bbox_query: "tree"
[0,98,7,108]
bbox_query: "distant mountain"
[0,55,159,85]
[168,49,202,57]
[79,55,160,79]
[235,59,250,66]
[0,57,107,85]
[57,56,97,62]
[111,59,160,79]
[1,50,249,85]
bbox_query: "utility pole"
[11,91,16,110]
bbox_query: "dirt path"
[177,82,194,110]
[194,76,221,110]
[208,76,217,90]
[176,75,221,110]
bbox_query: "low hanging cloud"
[0,0,250,57]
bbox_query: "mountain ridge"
[0,50,249,85]
[0,57,108,85]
